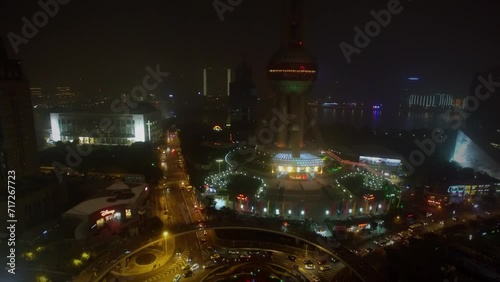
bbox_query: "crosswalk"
[201,249,210,260]
[316,263,345,281]
[143,249,190,282]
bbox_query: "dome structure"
[267,45,317,96]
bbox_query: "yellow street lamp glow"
[72,259,83,267]
[163,231,168,237]
[24,252,35,260]
[36,275,49,282]
[81,252,90,260]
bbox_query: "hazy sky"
[2,0,499,105]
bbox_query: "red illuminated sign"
[100,210,115,217]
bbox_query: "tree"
[225,174,261,199]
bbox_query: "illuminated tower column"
[289,94,303,157]
[227,69,231,96]
[275,94,288,148]
[267,0,316,159]
[203,69,207,96]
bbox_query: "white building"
[49,103,162,145]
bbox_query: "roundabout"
[135,253,157,265]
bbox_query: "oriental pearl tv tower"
[267,0,317,159]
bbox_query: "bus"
[408,223,423,232]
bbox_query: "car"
[187,256,192,262]
[262,251,273,258]
[366,248,373,253]
[330,257,338,263]
[207,246,215,252]
[173,274,181,282]
[183,270,193,278]
[286,255,297,262]
[318,259,327,265]
[305,263,315,270]
[292,265,299,270]
[203,262,216,269]
[182,264,191,271]
[228,249,239,255]
[240,254,251,259]
[303,259,313,264]
[190,263,199,271]
[311,275,320,282]
[203,230,208,236]
[210,254,220,260]
[201,238,206,243]
[320,265,331,271]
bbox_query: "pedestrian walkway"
[316,262,345,281]
[201,248,211,260]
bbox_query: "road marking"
[143,249,190,282]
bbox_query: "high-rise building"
[0,38,40,183]
[229,58,257,123]
[55,86,76,100]
[30,87,44,98]
[267,0,317,158]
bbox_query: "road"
[108,131,387,282]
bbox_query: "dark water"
[311,107,451,130]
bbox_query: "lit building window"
[125,209,132,219]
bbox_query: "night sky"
[1,0,499,105]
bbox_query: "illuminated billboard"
[448,184,491,196]
[359,156,401,167]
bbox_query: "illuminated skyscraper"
[229,57,257,123]
[0,38,40,183]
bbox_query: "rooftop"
[49,102,160,115]
[64,182,147,217]
[272,152,323,167]
[353,145,401,159]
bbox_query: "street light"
[163,231,168,253]
[216,159,223,174]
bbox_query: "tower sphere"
[267,45,317,96]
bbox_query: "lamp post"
[163,231,168,253]
[216,159,223,174]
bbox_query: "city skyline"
[1,0,499,105]
[1,1,500,281]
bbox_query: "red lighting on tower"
[299,41,303,46]
[299,65,305,70]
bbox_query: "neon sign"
[100,210,115,217]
